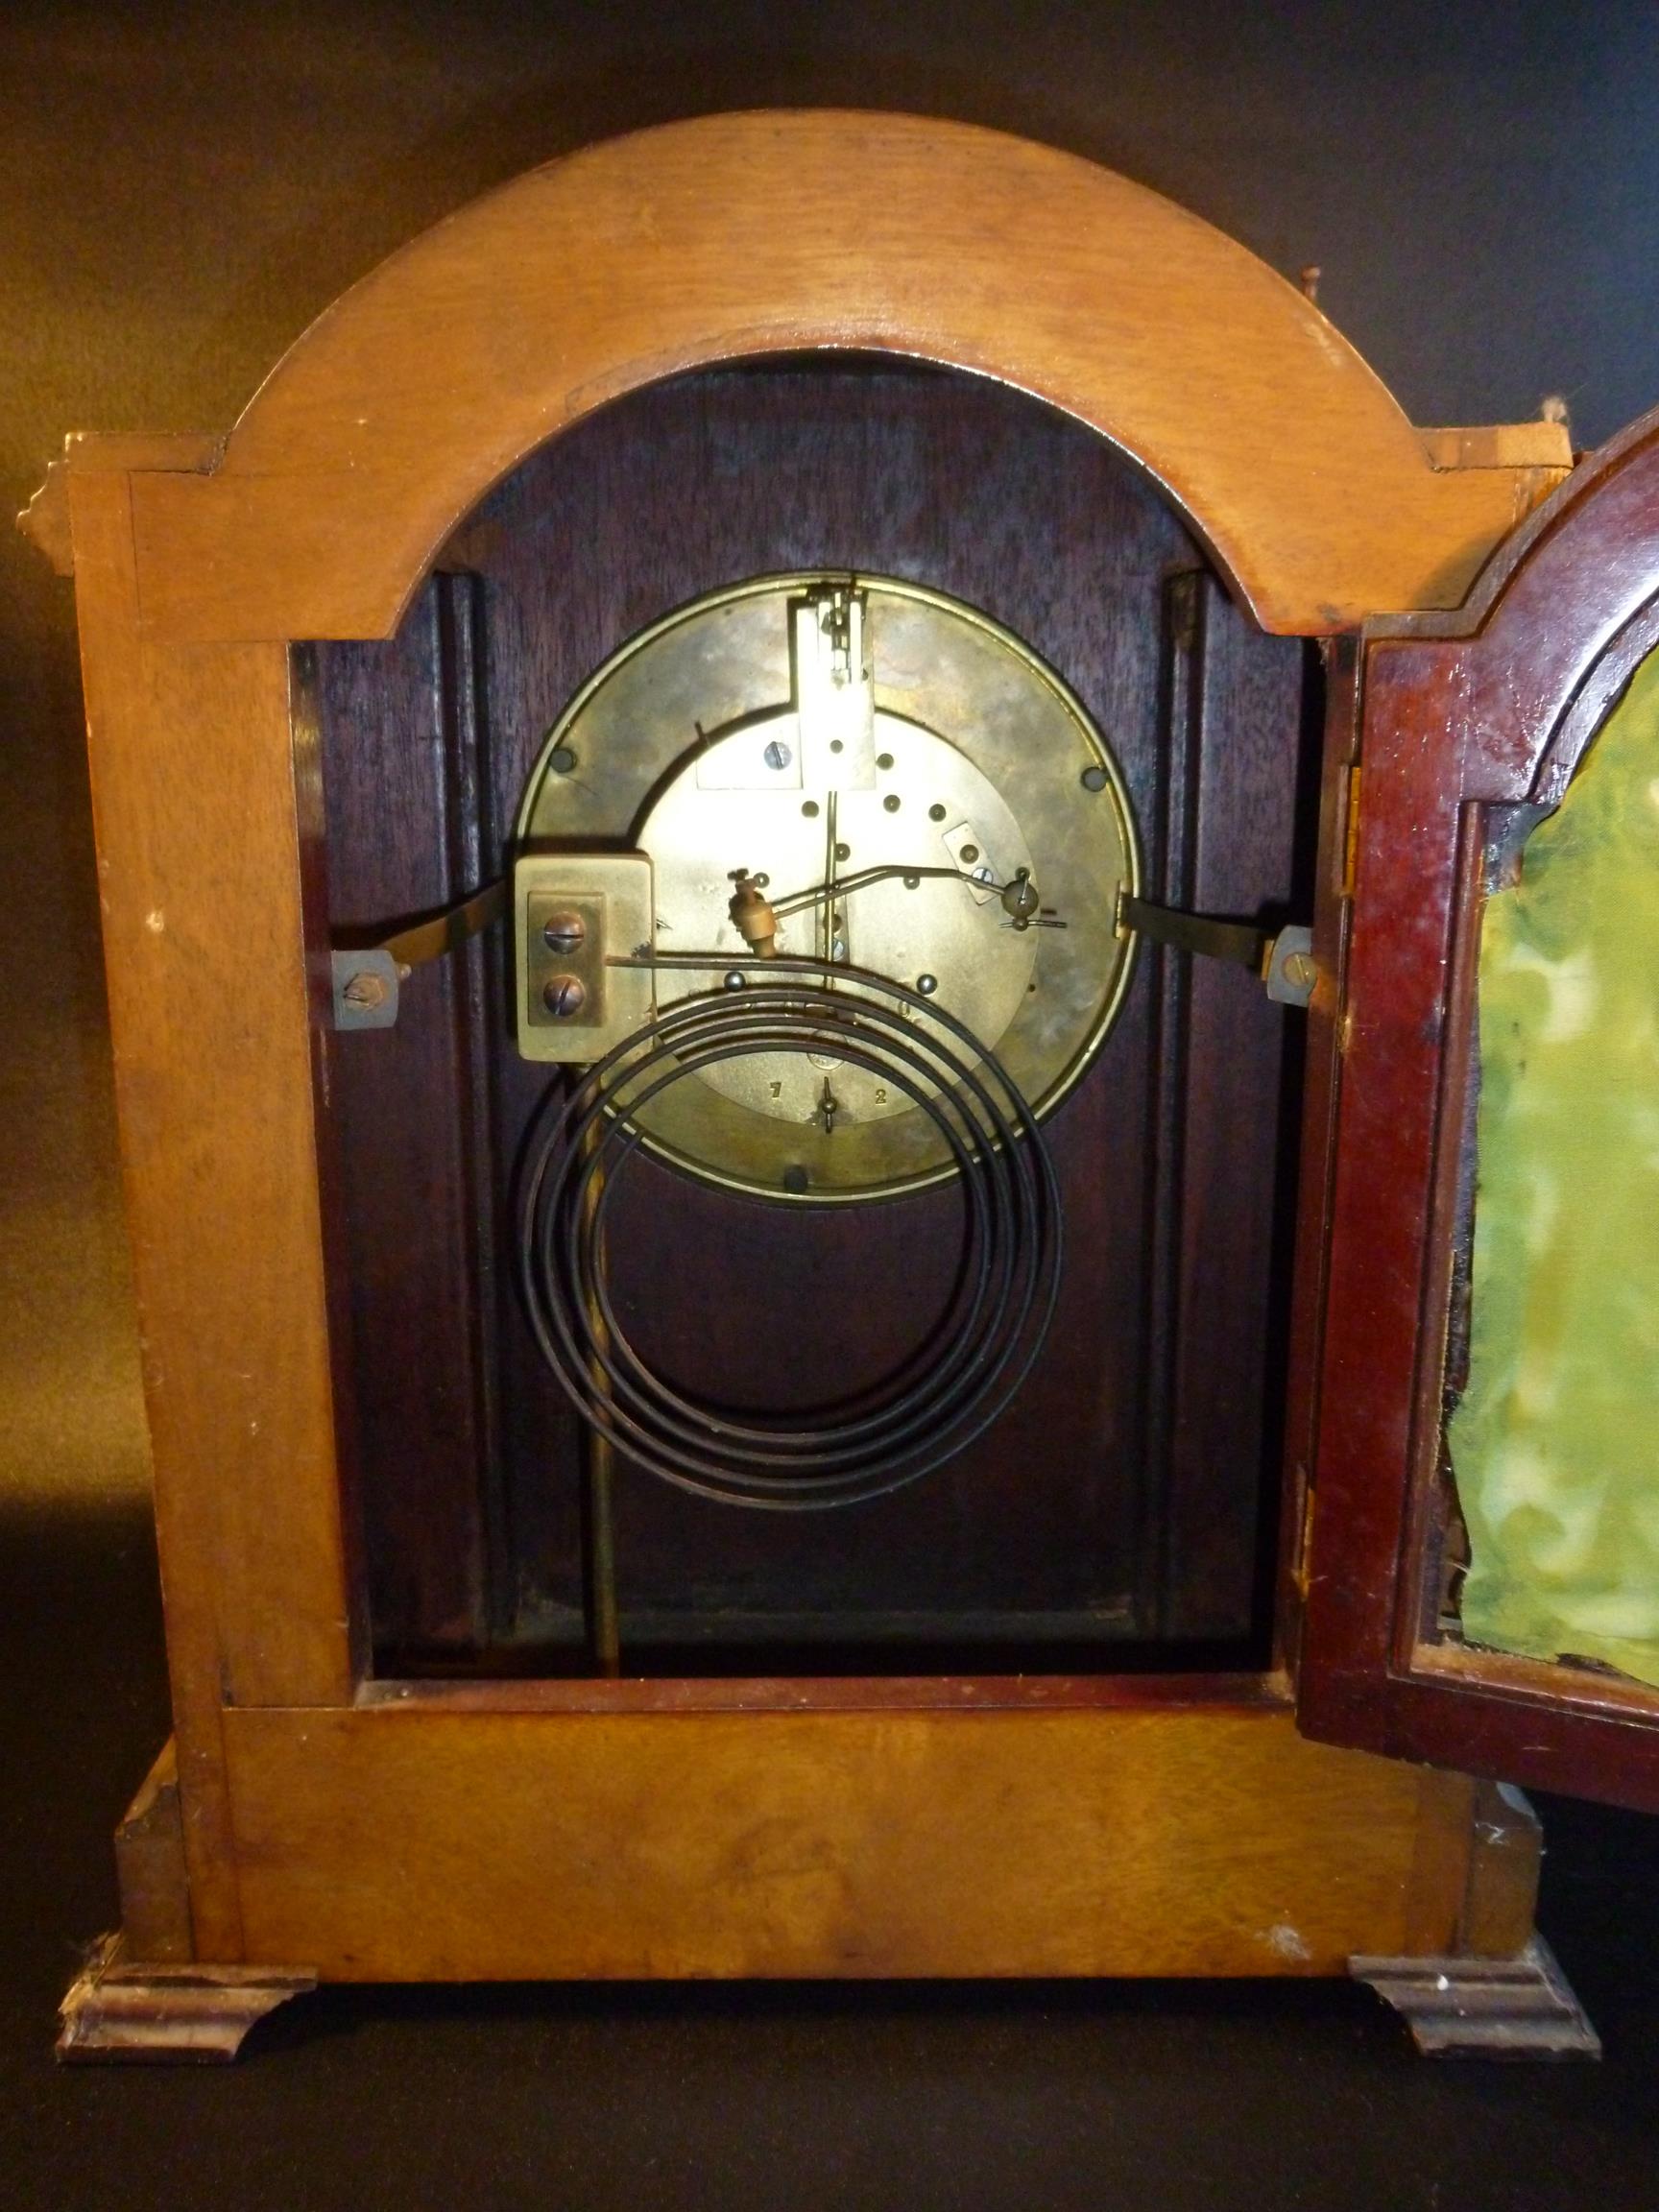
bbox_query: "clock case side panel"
[62,450,365,1967]
[1296,404,1659,1812]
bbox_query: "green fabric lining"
[1451,646,1659,1686]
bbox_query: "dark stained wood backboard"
[316,360,1310,1671]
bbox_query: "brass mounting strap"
[1117,892,1316,1009]
[331,878,507,1030]
[1118,892,1265,970]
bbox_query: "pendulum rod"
[574,1069,621,1676]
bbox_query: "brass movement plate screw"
[541,910,587,955]
[542,974,588,1019]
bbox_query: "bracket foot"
[57,1935,317,2063]
[1351,1933,1599,2059]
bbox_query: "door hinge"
[1341,765,1362,899]
[1291,1472,1317,1599]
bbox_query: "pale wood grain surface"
[222,1703,1474,1981]
[67,454,355,1753]
[114,111,1549,643]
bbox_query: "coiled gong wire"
[517,956,1063,1509]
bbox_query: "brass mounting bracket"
[330,878,508,1032]
[514,851,656,1063]
[1117,892,1316,1009]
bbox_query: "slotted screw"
[542,974,587,1019]
[541,911,586,955]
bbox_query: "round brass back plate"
[517,574,1139,1200]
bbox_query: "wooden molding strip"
[57,1937,316,2065]
[1352,1936,1599,2058]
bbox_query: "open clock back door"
[1295,403,1659,1813]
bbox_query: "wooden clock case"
[28,110,1653,2062]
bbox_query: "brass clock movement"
[515,571,1137,1198]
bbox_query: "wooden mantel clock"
[27,109,1659,2063]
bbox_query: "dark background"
[4,3,1659,2205]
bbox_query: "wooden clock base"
[56,1711,1596,2063]
[60,1937,1599,2067]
